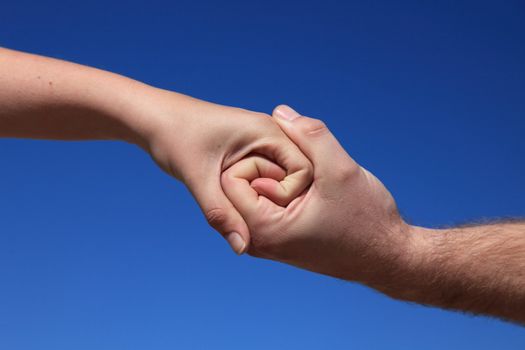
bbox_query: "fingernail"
[225,232,246,255]
[275,105,300,121]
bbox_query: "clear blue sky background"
[1,0,524,348]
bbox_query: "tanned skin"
[404,223,525,322]
[222,105,525,325]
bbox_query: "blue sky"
[1,0,524,348]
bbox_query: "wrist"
[110,82,209,152]
[361,222,441,302]
[376,224,445,302]
[113,83,214,180]
[93,76,163,151]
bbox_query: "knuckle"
[333,160,361,184]
[303,161,314,181]
[298,117,329,137]
[220,170,232,183]
[221,164,242,184]
[204,207,229,230]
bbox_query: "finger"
[248,155,306,207]
[187,170,251,255]
[254,132,313,206]
[221,155,286,220]
[250,177,283,202]
[273,143,312,205]
[272,105,357,189]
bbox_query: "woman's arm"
[0,47,150,145]
[0,48,313,253]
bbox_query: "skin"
[0,47,313,254]
[2,47,524,325]
[222,105,525,325]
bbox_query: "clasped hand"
[3,47,523,323]
[219,105,408,283]
[142,93,407,284]
[144,95,407,284]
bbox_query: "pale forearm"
[0,48,315,253]
[378,221,525,324]
[0,47,161,148]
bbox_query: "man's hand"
[221,105,410,281]
[222,105,525,324]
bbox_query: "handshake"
[145,97,408,287]
[0,47,409,288]
[2,48,524,323]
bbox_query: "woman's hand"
[132,93,313,254]
[0,48,313,254]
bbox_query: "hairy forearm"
[0,47,165,148]
[376,221,525,324]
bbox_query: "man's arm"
[386,222,525,323]
[221,105,525,325]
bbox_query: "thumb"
[272,105,358,189]
[186,173,250,255]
